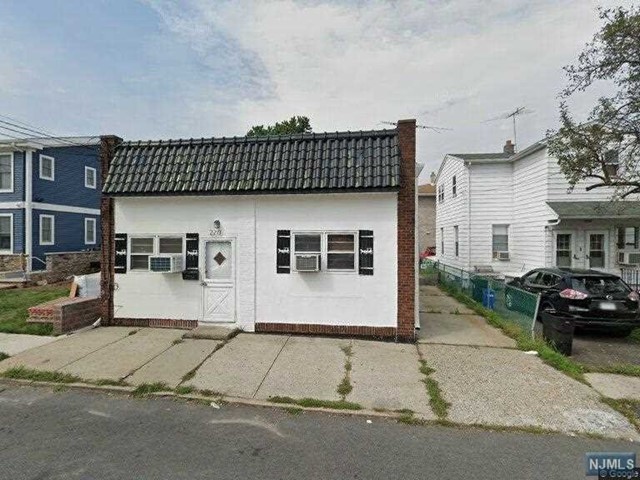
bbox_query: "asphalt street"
[0,384,636,480]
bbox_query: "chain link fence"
[421,259,541,335]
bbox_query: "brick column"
[99,135,122,325]
[396,119,416,342]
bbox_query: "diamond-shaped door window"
[213,252,226,265]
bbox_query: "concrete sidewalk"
[0,332,58,356]
[0,286,637,439]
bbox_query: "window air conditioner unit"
[620,252,640,265]
[149,254,184,273]
[295,254,320,272]
[497,251,510,261]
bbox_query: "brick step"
[27,296,101,334]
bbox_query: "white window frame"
[128,235,185,272]
[554,231,574,268]
[84,218,97,245]
[491,224,509,259]
[291,231,358,273]
[84,166,97,189]
[0,213,13,253]
[39,214,55,245]
[0,153,14,193]
[454,225,459,257]
[39,155,55,181]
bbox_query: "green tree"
[547,6,640,199]
[246,116,312,137]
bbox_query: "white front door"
[202,239,236,323]
[586,230,609,270]
[554,232,576,268]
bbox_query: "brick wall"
[99,135,122,326]
[418,195,436,252]
[0,254,27,272]
[29,251,100,284]
[396,119,417,342]
[28,296,100,334]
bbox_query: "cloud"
[0,0,633,179]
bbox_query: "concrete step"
[183,325,237,341]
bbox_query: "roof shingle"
[103,129,400,196]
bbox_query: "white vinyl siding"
[468,162,512,267]
[511,147,553,270]
[435,155,469,269]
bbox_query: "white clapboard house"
[100,121,419,340]
[434,139,640,281]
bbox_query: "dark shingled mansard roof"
[103,129,401,196]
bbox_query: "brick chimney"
[503,140,515,155]
[396,119,416,342]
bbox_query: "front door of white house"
[586,231,608,270]
[202,239,236,323]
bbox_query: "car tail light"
[559,288,589,300]
[629,291,640,302]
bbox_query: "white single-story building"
[100,120,418,340]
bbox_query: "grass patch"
[268,396,362,411]
[3,366,81,383]
[131,382,170,397]
[92,379,129,387]
[628,328,640,345]
[0,283,71,335]
[438,283,587,382]
[424,377,450,419]
[586,364,640,378]
[175,385,195,395]
[336,377,353,397]
[0,352,9,361]
[601,398,640,432]
[284,407,303,415]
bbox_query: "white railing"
[621,267,640,289]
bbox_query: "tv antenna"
[379,121,452,133]
[483,107,533,150]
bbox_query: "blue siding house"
[0,137,101,271]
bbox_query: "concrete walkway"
[418,285,638,440]
[0,287,637,439]
[0,332,58,356]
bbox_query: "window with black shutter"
[276,230,291,273]
[358,230,373,275]
[114,233,127,274]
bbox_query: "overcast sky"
[0,0,630,182]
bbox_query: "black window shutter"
[359,230,374,275]
[277,230,291,274]
[114,233,127,274]
[185,233,199,270]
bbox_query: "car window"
[539,273,560,287]
[571,276,630,296]
[523,272,541,285]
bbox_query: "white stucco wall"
[113,193,398,331]
[255,193,398,328]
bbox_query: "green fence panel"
[427,260,540,337]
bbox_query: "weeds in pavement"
[586,364,640,378]
[172,338,184,345]
[416,353,450,420]
[268,396,362,411]
[0,352,9,361]
[3,366,81,384]
[601,398,640,433]
[438,283,586,383]
[284,407,303,415]
[132,382,170,397]
[198,389,220,398]
[93,379,129,387]
[175,385,195,395]
[337,343,354,399]
[628,328,640,345]
[128,330,137,336]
